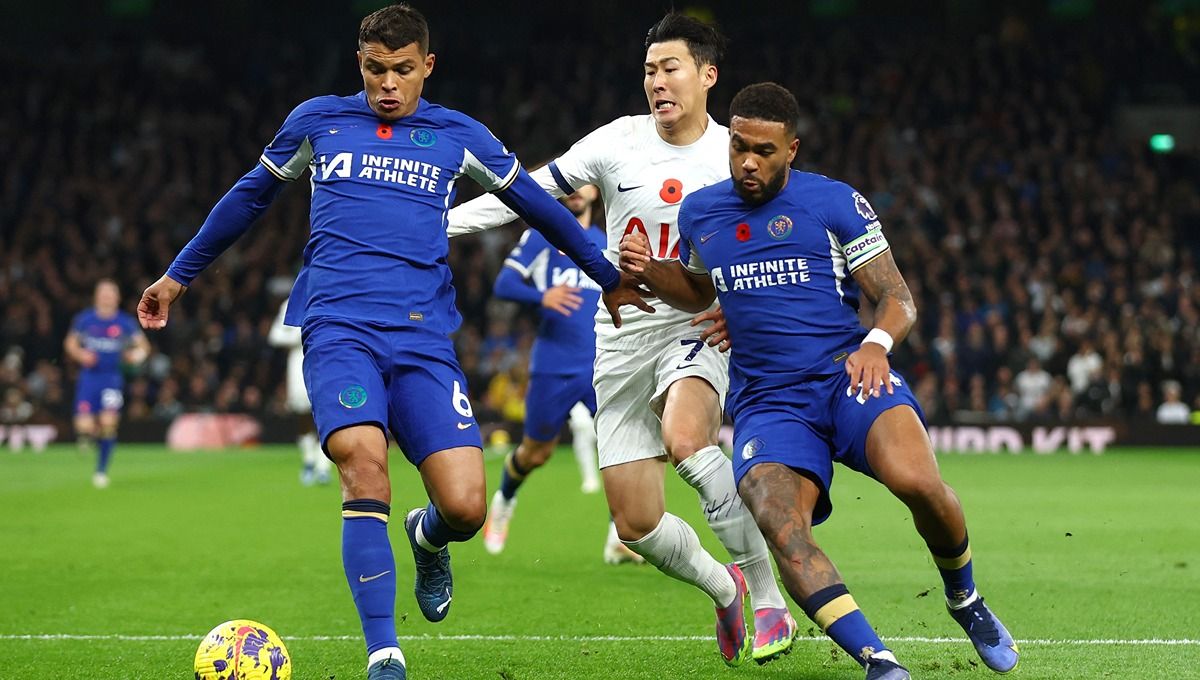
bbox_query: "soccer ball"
[194,619,292,680]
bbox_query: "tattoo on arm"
[852,250,916,340]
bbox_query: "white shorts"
[593,330,729,468]
[286,350,312,413]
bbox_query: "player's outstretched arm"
[495,170,622,293]
[619,231,715,313]
[844,250,917,399]
[142,164,284,330]
[448,165,565,238]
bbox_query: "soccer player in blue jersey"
[619,83,1019,680]
[64,279,150,489]
[135,6,643,679]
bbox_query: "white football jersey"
[449,114,730,349]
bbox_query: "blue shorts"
[75,373,124,415]
[731,369,925,526]
[523,371,596,442]
[302,318,481,466]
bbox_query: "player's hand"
[603,272,655,328]
[77,349,99,368]
[692,307,730,353]
[845,342,893,401]
[619,231,654,276]
[137,274,187,330]
[542,285,584,315]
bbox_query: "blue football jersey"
[503,226,605,374]
[678,171,891,408]
[264,94,522,333]
[70,309,141,375]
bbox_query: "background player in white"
[268,298,332,486]
[449,13,794,665]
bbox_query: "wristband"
[862,328,894,353]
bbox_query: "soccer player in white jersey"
[267,298,332,486]
[449,13,795,666]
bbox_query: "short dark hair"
[644,12,726,68]
[359,3,429,53]
[729,83,800,137]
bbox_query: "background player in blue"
[135,6,643,680]
[63,279,150,489]
[479,186,623,556]
[619,83,1019,680]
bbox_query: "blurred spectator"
[1156,381,1191,424]
[0,5,1196,431]
[1015,358,1053,420]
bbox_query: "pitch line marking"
[1,634,1196,646]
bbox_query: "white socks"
[623,512,737,607]
[300,432,331,477]
[568,403,600,490]
[367,646,405,669]
[675,445,787,611]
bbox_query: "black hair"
[729,82,800,137]
[359,3,429,53]
[644,12,726,67]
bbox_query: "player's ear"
[355,50,363,71]
[788,137,799,164]
[424,52,436,77]
[702,64,718,91]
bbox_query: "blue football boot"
[948,595,1020,673]
[366,657,406,680]
[404,507,454,622]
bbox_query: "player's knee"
[612,510,661,542]
[662,434,712,466]
[520,440,555,468]
[887,470,948,506]
[439,492,486,534]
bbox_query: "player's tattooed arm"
[851,250,916,345]
[738,463,844,596]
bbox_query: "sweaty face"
[358,41,434,120]
[644,40,715,130]
[729,116,798,205]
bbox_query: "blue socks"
[342,499,398,654]
[802,584,889,665]
[498,451,528,501]
[929,533,975,603]
[417,502,478,550]
[96,438,115,473]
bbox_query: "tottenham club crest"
[741,437,764,461]
[767,215,793,240]
[410,128,437,147]
[853,191,877,221]
[339,384,368,409]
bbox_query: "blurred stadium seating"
[1,1,1197,443]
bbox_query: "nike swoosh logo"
[329,129,339,134]
[703,496,733,519]
[457,422,474,430]
[699,231,719,243]
[358,570,392,583]
[675,362,698,370]
[435,590,452,614]
[617,183,643,192]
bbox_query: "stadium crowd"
[1,7,1197,430]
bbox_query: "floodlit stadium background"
[1,1,1197,445]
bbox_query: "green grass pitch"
[1,444,1197,679]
